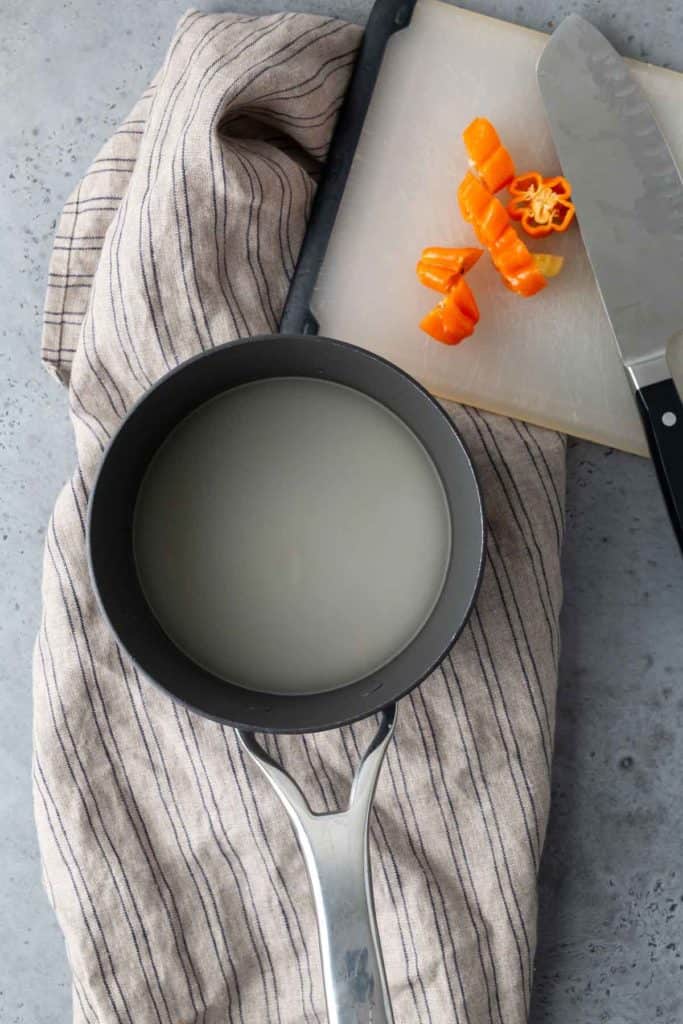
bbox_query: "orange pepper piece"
[507,171,575,237]
[420,276,479,345]
[416,246,483,292]
[490,228,547,296]
[417,262,459,292]
[420,246,483,273]
[463,118,516,193]
[458,173,547,297]
[457,172,509,246]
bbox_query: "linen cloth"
[36,10,566,1023]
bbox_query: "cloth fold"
[36,10,565,1023]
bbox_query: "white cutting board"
[313,0,683,456]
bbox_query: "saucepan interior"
[88,335,485,733]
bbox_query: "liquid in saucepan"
[134,377,451,694]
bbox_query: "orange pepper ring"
[508,172,575,236]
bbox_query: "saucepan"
[88,2,485,1021]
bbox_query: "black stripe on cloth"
[230,149,280,330]
[53,178,84,366]
[169,15,317,342]
[176,707,281,1023]
[442,657,532,1011]
[157,14,294,344]
[68,382,109,450]
[80,316,126,421]
[119,661,214,1019]
[74,273,128,418]
[172,18,349,339]
[209,18,345,137]
[83,641,206,1021]
[511,420,563,553]
[34,754,130,1024]
[467,610,542,866]
[42,541,175,1024]
[461,406,560,663]
[81,167,134,178]
[410,685,505,1023]
[248,44,358,105]
[522,423,566,530]
[73,979,96,1024]
[130,667,241,1021]
[383,730,469,1023]
[38,622,145,1023]
[474,410,561,651]
[233,142,295,280]
[193,20,272,337]
[172,24,278,343]
[64,195,125,204]
[109,191,154,388]
[485,527,554,765]
[43,354,75,367]
[40,810,104,1024]
[238,93,345,128]
[60,206,120,213]
[73,977,97,1024]
[48,271,94,278]
[69,477,87,537]
[46,282,93,289]
[136,15,261,367]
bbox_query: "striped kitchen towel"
[36,9,566,1024]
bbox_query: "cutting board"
[313,0,683,456]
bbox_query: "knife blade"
[538,14,683,552]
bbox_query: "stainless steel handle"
[237,704,397,1024]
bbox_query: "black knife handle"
[635,377,683,553]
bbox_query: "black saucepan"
[87,3,485,1021]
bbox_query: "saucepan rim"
[87,334,486,733]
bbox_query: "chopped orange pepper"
[457,172,509,246]
[463,117,516,194]
[416,262,460,292]
[416,246,483,292]
[489,228,547,297]
[420,276,479,345]
[507,172,575,237]
[420,246,483,273]
[457,172,547,297]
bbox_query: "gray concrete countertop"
[2,1,682,1021]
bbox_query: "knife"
[538,15,683,552]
